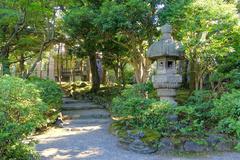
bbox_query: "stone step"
[63,98,90,104]
[62,102,104,111]
[63,94,70,98]
[64,119,111,125]
[62,109,110,119]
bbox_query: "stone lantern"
[147,24,184,105]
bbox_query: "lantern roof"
[147,24,184,60]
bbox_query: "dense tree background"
[0,0,239,92]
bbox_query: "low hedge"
[0,76,63,159]
[0,76,47,159]
[27,77,63,123]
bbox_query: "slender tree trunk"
[47,57,50,77]
[19,53,25,77]
[189,61,196,91]
[1,47,10,75]
[182,60,189,88]
[89,53,100,93]
[60,47,63,84]
[132,54,150,83]
[72,57,75,82]
[102,67,107,85]
[120,63,126,86]
[24,41,51,79]
[57,44,60,82]
[113,66,119,83]
[87,57,92,82]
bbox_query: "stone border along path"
[35,97,240,160]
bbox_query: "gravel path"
[35,98,240,160]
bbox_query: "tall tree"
[96,0,163,83]
[160,0,240,90]
[64,1,104,92]
[101,40,129,86]
[0,0,62,77]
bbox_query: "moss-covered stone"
[141,129,161,146]
[109,121,128,138]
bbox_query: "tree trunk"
[87,57,92,82]
[113,66,119,83]
[19,53,25,77]
[120,63,126,86]
[132,54,151,83]
[182,60,189,88]
[47,57,50,77]
[102,67,107,85]
[1,47,10,75]
[189,61,196,91]
[89,53,100,93]
[24,41,50,79]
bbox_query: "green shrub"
[211,90,240,137]
[175,105,205,137]
[184,90,216,129]
[0,76,47,160]
[212,90,240,120]
[141,101,173,133]
[27,77,63,122]
[112,83,155,118]
[112,83,173,133]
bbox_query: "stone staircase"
[62,97,111,124]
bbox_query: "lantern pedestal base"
[160,97,177,105]
[156,89,177,105]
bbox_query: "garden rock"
[127,130,145,139]
[118,137,132,150]
[158,138,174,152]
[129,139,157,154]
[167,114,178,122]
[206,134,223,146]
[215,141,234,151]
[183,140,207,152]
[119,130,157,154]
[54,114,64,128]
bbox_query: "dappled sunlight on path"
[35,122,240,160]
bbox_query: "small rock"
[215,141,233,152]
[158,138,174,152]
[55,116,64,128]
[183,140,206,152]
[119,137,133,145]
[167,114,178,122]
[206,134,223,146]
[129,139,157,154]
[127,130,145,139]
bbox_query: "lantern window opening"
[167,61,173,68]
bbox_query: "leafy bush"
[210,69,240,92]
[175,105,205,137]
[211,90,240,135]
[0,76,47,160]
[112,83,173,133]
[184,90,216,128]
[141,101,173,133]
[112,82,155,118]
[173,90,219,137]
[27,77,63,122]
